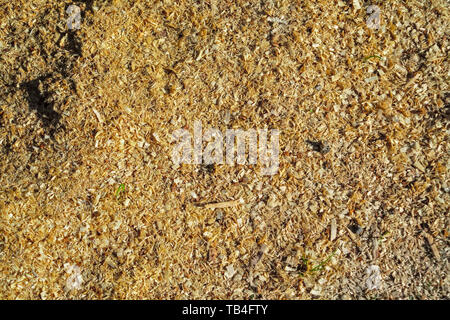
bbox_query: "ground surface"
[0,0,449,299]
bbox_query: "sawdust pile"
[0,0,448,299]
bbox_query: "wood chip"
[346,227,361,247]
[330,218,337,241]
[423,232,441,260]
[92,108,103,123]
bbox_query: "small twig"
[423,231,441,260]
[195,199,243,209]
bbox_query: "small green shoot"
[116,183,125,200]
[310,249,338,273]
[363,55,383,62]
[377,230,390,245]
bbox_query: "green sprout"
[363,55,383,62]
[377,231,390,245]
[310,249,338,273]
[116,183,125,199]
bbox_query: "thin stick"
[201,199,243,209]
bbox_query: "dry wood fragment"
[250,244,268,268]
[198,199,243,209]
[346,227,361,247]
[405,72,422,89]
[92,108,103,123]
[423,232,441,260]
[330,218,337,241]
[0,0,448,301]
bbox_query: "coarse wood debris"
[0,0,448,299]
